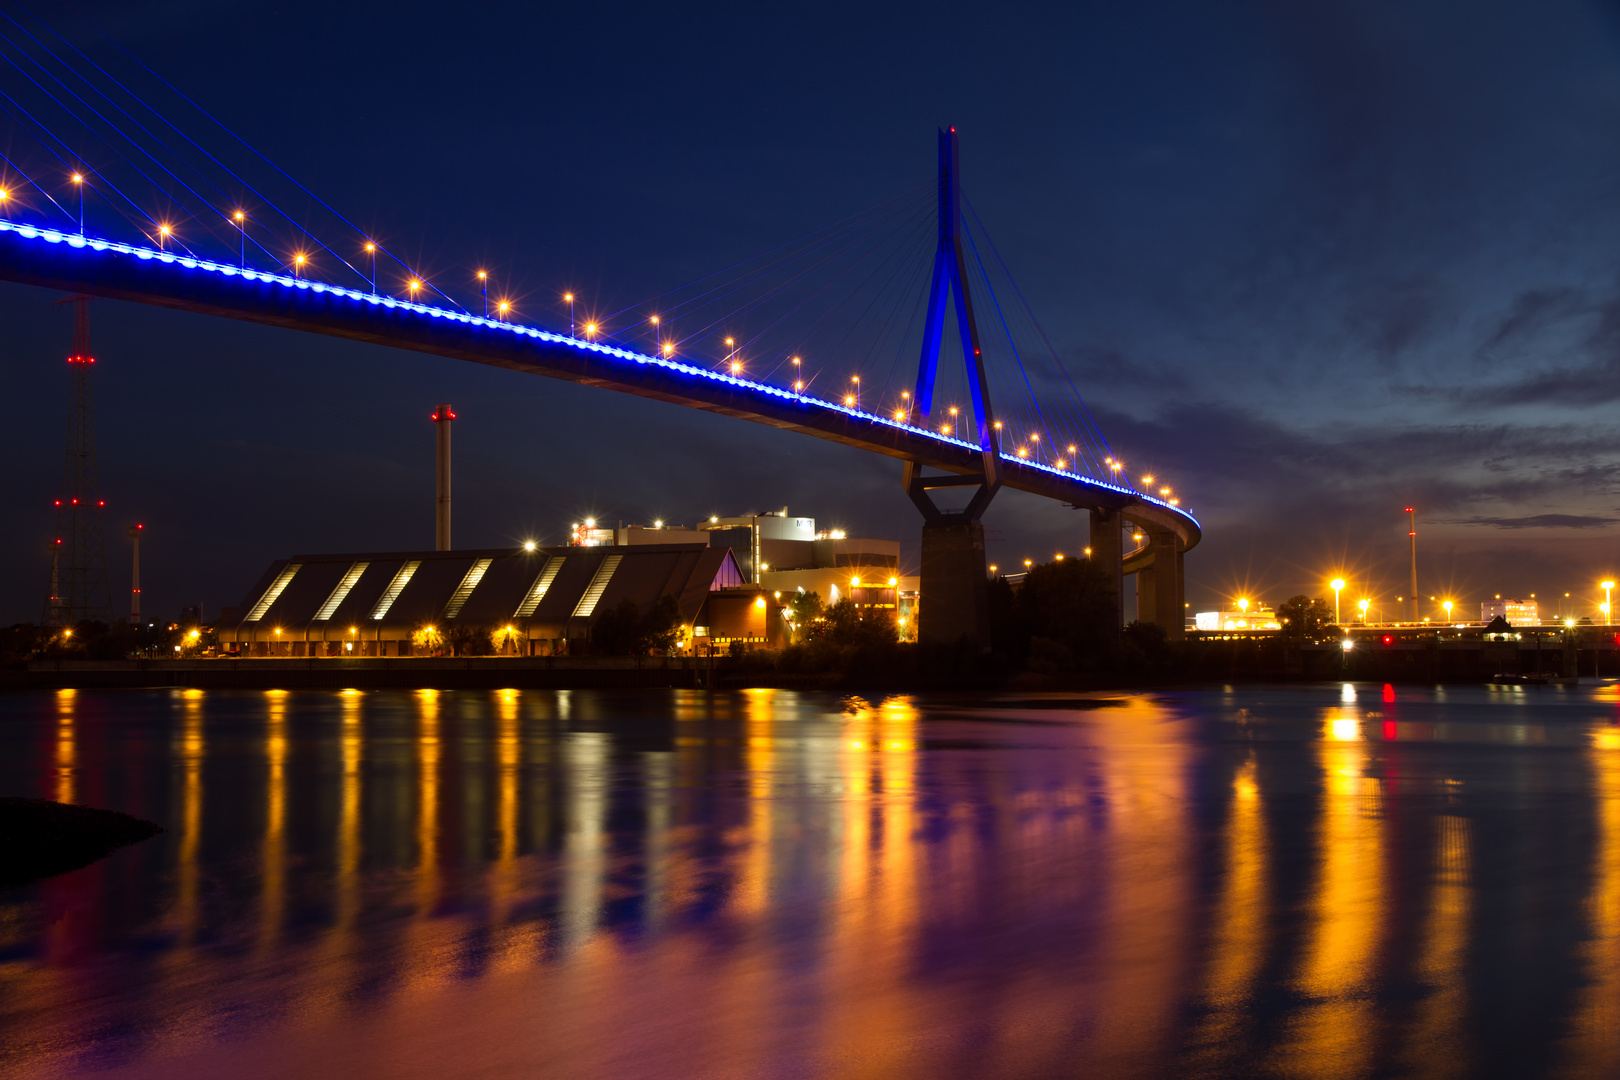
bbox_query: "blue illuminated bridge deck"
[0,222,1198,549]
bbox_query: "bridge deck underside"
[0,233,1198,551]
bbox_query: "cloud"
[1445,514,1620,529]
[1485,287,1584,350]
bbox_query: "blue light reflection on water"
[0,684,1617,1079]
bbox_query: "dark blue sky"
[4,0,1620,624]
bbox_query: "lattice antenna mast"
[44,295,114,626]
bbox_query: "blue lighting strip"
[0,219,1197,528]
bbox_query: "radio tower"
[44,295,113,626]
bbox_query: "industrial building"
[217,543,785,656]
[1481,597,1539,625]
[216,503,915,657]
[698,511,918,632]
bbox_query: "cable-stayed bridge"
[0,11,1197,644]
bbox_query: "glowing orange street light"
[498,300,511,321]
[1330,578,1346,625]
[477,269,488,317]
[792,356,802,392]
[565,292,575,336]
[663,342,675,358]
[585,322,598,340]
[364,242,376,292]
[158,224,172,251]
[408,277,420,298]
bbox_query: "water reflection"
[0,685,1617,1077]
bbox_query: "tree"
[788,590,824,642]
[809,596,897,649]
[447,624,495,656]
[590,595,684,656]
[1276,595,1335,637]
[990,557,1120,670]
[412,622,447,656]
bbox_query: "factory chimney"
[433,404,454,550]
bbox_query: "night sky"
[4,0,1620,625]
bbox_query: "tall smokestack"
[433,404,454,550]
[127,524,142,625]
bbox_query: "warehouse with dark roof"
[217,543,767,656]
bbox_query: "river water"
[0,684,1617,1078]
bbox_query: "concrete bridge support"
[918,520,991,648]
[1134,528,1185,641]
[1089,507,1124,635]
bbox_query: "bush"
[590,596,683,656]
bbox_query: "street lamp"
[1358,598,1370,622]
[1237,597,1249,615]
[1604,580,1615,623]
[1330,578,1345,625]
[1442,599,1454,623]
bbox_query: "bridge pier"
[918,519,991,648]
[1088,508,1124,636]
[1134,528,1185,641]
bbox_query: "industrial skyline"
[3,2,1620,624]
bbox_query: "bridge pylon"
[905,128,1001,648]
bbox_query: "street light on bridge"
[1330,578,1345,625]
[1604,580,1615,623]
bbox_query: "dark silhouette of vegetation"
[3,620,180,666]
[1277,595,1336,638]
[590,596,682,656]
[446,624,495,656]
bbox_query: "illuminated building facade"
[1480,597,1539,625]
[1194,608,1282,632]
